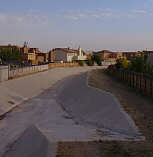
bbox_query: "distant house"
[21,44,46,65]
[36,53,46,65]
[122,51,141,60]
[0,43,48,65]
[143,51,153,65]
[95,50,122,61]
[48,51,55,62]
[147,53,153,65]
[52,47,87,62]
[95,50,112,60]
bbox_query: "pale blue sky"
[0,0,153,52]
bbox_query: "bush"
[86,59,94,66]
[116,58,129,69]
[78,60,84,66]
[115,54,153,75]
[129,54,148,73]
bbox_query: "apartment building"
[52,47,87,62]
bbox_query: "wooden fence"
[107,68,153,97]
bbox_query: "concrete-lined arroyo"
[0,67,144,156]
[3,125,55,157]
[56,72,141,137]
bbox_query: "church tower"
[78,46,82,56]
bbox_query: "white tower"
[79,47,82,56]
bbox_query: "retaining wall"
[9,64,48,79]
[48,62,79,69]
[8,63,79,79]
[0,66,9,82]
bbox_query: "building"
[0,43,47,65]
[143,51,153,65]
[109,52,123,61]
[36,53,46,65]
[147,53,153,65]
[122,51,141,60]
[52,47,87,62]
[95,50,123,61]
[73,47,87,61]
[95,50,112,60]
[21,43,46,65]
[48,51,55,62]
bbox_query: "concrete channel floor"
[0,67,144,157]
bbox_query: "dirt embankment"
[87,69,153,157]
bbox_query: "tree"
[86,59,94,66]
[91,54,102,66]
[129,54,147,73]
[116,58,129,69]
[0,48,24,64]
[78,60,84,66]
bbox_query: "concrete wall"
[0,66,8,82]
[9,63,79,79]
[9,64,48,79]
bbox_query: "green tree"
[0,48,24,64]
[129,54,148,73]
[91,54,102,66]
[86,59,94,66]
[78,60,84,66]
[116,58,129,69]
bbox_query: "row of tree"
[116,54,153,75]
[0,48,24,64]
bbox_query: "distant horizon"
[1,0,153,52]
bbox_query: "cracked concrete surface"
[0,67,144,156]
